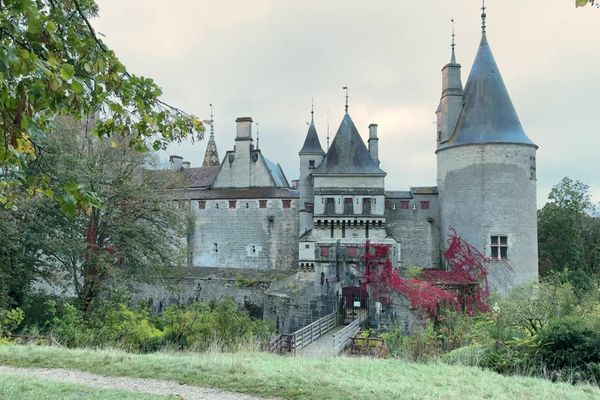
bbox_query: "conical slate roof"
[314,113,385,175]
[202,135,220,167]
[299,120,324,154]
[442,34,536,150]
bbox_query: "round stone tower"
[436,27,538,293]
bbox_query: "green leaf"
[59,64,75,81]
[71,79,84,94]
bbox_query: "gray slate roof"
[299,120,324,154]
[314,113,385,175]
[180,187,299,200]
[181,166,220,188]
[440,34,537,150]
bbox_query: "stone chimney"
[169,155,183,170]
[368,124,379,166]
[182,161,191,169]
[235,117,253,141]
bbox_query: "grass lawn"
[0,373,175,400]
[0,345,598,400]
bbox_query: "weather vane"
[209,103,214,137]
[255,122,260,150]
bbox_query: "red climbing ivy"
[361,229,511,317]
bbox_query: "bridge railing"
[332,317,362,355]
[269,312,337,354]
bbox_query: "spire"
[342,86,349,113]
[450,19,456,64]
[440,25,536,150]
[299,103,324,155]
[481,0,487,35]
[255,122,260,150]
[202,104,220,166]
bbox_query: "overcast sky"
[93,0,599,206]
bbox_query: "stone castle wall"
[190,198,299,270]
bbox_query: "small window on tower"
[320,247,330,258]
[420,201,430,210]
[530,156,537,180]
[491,235,508,260]
[282,199,292,209]
[198,200,206,209]
[400,201,410,209]
[259,200,268,208]
[228,200,237,209]
[309,160,315,169]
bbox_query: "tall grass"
[1,345,599,400]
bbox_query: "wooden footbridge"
[269,312,365,356]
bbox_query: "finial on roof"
[209,103,215,138]
[342,86,349,113]
[326,109,330,151]
[451,19,456,63]
[255,122,260,150]
[310,98,314,122]
[481,0,487,34]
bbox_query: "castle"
[145,14,539,334]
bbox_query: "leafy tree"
[538,177,600,290]
[30,117,191,311]
[576,0,598,7]
[0,0,203,210]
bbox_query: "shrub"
[536,315,600,371]
[0,308,24,337]
[383,322,438,361]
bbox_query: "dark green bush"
[536,315,600,371]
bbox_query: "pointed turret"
[299,120,325,155]
[441,32,536,149]
[298,105,325,235]
[202,105,221,167]
[314,113,385,176]
[436,19,463,145]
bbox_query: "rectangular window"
[228,200,237,209]
[259,200,267,208]
[343,197,354,214]
[305,202,314,212]
[198,200,206,209]
[282,199,292,209]
[320,247,330,257]
[400,201,410,209]
[309,160,315,169]
[347,247,358,257]
[362,198,372,215]
[491,235,508,260]
[530,156,536,180]
[420,201,430,210]
[325,197,336,215]
[385,201,391,210]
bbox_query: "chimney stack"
[169,155,183,170]
[235,117,253,140]
[368,123,379,166]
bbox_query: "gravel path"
[0,365,273,400]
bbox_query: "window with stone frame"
[198,200,206,209]
[309,160,315,169]
[320,246,330,258]
[343,197,354,214]
[228,200,237,209]
[420,201,430,210]
[282,199,292,209]
[491,235,508,260]
[259,199,267,208]
[400,200,410,209]
[325,197,336,215]
[362,198,372,215]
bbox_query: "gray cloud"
[94,0,600,206]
